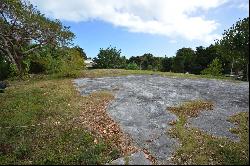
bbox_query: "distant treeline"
[93,25,249,80]
[92,45,233,76]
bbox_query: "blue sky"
[30,0,249,58]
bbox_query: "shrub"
[58,48,85,76]
[148,65,153,70]
[28,52,60,74]
[126,62,139,70]
[28,47,85,75]
[201,58,223,76]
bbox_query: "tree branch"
[23,44,42,55]
[10,16,18,30]
[0,11,8,23]
[0,34,16,64]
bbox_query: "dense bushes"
[28,47,85,75]
[0,46,85,80]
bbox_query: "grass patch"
[168,100,249,165]
[168,100,213,118]
[9,69,239,83]
[79,69,237,82]
[0,78,120,164]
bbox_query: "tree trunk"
[12,52,24,77]
[16,59,23,75]
[247,63,249,82]
[230,58,234,76]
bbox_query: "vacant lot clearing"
[74,75,249,164]
[0,70,248,165]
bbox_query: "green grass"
[79,69,238,81]
[10,69,239,83]
[0,78,119,165]
[86,69,242,82]
[168,100,249,165]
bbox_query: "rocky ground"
[73,75,249,164]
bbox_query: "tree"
[201,58,223,76]
[73,46,87,60]
[127,56,142,69]
[172,55,185,73]
[152,57,163,71]
[161,56,173,72]
[127,54,163,71]
[180,48,195,73]
[140,53,155,70]
[217,17,249,81]
[93,46,126,69]
[0,0,75,75]
[172,48,195,73]
[194,45,222,74]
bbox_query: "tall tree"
[172,48,195,73]
[172,55,185,73]
[217,17,249,80]
[152,57,163,71]
[194,45,222,74]
[161,56,173,72]
[0,0,74,74]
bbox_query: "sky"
[30,0,249,58]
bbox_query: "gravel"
[74,75,249,164]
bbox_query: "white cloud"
[30,0,228,43]
[228,0,249,12]
[169,40,177,44]
[238,2,249,11]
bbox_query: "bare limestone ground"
[73,75,249,164]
